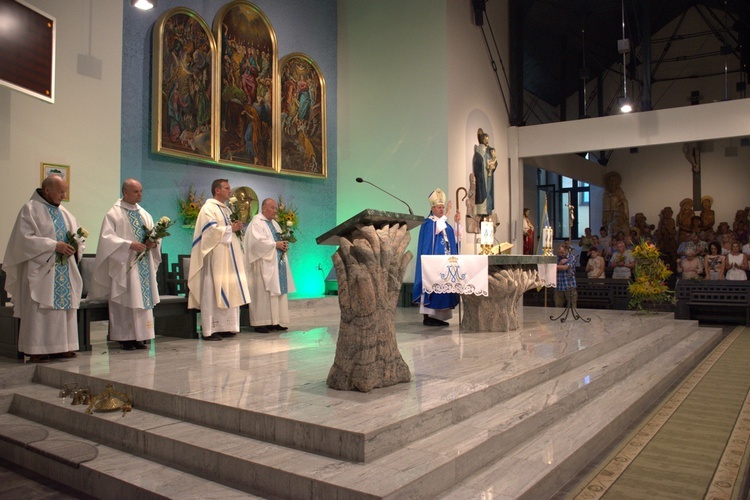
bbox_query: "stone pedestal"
[461,255,556,332]
[317,210,424,392]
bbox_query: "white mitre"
[428,188,446,207]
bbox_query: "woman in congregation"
[725,241,748,281]
[598,226,611,256]
[716,221,731,247]
[585,246,605,279]
[720,233,734,255]
[578,227,593,266]
[704,241,725,280]
[590,235,604,254]
[677,249,703,280]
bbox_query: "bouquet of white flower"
[227,197,245,240]
[57,227,88,265]
[130,216,174,271]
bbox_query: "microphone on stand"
[355,177,414,215]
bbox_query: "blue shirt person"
[555,244,578,308]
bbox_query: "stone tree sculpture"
[461,264,541,332]
[327,223,412,392]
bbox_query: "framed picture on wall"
[0,0,56,103]
[151,7,216,163]
[278,53,327,178]
[40,162,70,201]
[213,1,277,172]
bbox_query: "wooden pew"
[675,280,750,325]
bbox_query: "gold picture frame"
[151,7,217,163]
[278,52,327,178]
[213,1,278,172]
[40,162,70,201]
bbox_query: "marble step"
[2,322,718,498]
[0,412,257,499]
[310,322,720,498]
[6,386,359,499]
[29,314,697,466]
[439,325,724,499]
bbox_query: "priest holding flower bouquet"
[4,174,84,362]
[243,197,296,333]
[90,179,167,350]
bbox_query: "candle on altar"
[481,220,494,246]
[543,226,553,248]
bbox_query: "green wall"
[337,0,449,227]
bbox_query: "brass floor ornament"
[85,383,132,416]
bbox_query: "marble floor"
[0,304,723,498]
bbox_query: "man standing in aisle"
[89,179,160,350]
[3,174,83,362]
[188,179,249,340]
[555,243,578,308]
[243,198,295,333]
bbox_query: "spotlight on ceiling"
[618,98,632,113]
[131,0,156,10]
[617,1,631,115]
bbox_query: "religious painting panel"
[278,53,327,178]
[213,1,277,172]
[151,8,216,162]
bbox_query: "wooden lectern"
[316,210,423,392]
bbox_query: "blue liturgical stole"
[126,209,154,309]
[264,220,288,295]
[47,205,73,309]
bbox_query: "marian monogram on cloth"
[421,255,489,296]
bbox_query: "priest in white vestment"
[243,198,296,333]
[188,179,250,341]
[3,175,82,362]
[89,179,161,350]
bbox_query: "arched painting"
[152,8,216,162]
[279,52,327,178]
[213,1,277,172]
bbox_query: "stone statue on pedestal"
[677,198,695,243]
[657,206,678,271]
[472,128,495,216]
[699,195,714,232]
[601,171,629,238]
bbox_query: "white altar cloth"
[537,263,557,288]
[421,255,489,296]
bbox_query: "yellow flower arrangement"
[628,240,673,311]
[276,196,299,244]
[178,184,205,227]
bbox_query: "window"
[536,171,590,241]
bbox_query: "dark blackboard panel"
[0,0,54,102]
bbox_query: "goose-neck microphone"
[355,177,414,215]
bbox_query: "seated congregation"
[525,199,750,325]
